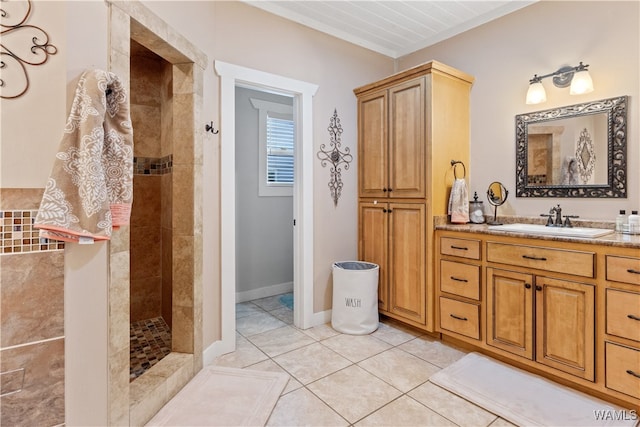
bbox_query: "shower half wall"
[129,40,173,378]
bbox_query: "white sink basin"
[488,223,614,238]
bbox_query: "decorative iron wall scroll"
[317,109,352,206]
[1,0,58,99]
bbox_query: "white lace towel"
[34,69,133,243]
[448,178,470,223]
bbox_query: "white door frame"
[215,61,318,353]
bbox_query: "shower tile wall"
[130,41,173,328]
[0,189,65,426]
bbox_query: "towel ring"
[451,160,466,179]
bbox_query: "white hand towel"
[448,178,470,223]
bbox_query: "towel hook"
[205,121,219,134]
[451,160,466,179]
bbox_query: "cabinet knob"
[388,188,393,192]
[382,188,388,192]
[524,283,532,289]
[535,285,543,291]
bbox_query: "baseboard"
[236,281,293,303]
[202,337,236,367]
[309,309,332,328]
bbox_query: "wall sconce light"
[525,62,594,104]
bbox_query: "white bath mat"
[146,365,288,426]
[430,352,637,426]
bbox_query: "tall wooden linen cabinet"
[355,61,474,332]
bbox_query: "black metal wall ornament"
[1,0,58,99]
[317,109,352,207]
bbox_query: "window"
[266,115,294,185]
[250,97,294,196]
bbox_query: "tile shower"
[129,40,174,380]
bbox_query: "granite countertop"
[434,216,640,249]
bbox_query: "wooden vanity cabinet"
[486,268,533,359]
[486,269,595,381]
[436,236,482,340]
[604,254,640,401]
[355,61,474,331]
[436,229,640,410]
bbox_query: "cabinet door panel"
[359,203,388,311]
[358,90,387,197]
[389,203,426,323]
[388,78,425,198]
[487,268,534,359]
[535,276,595,381]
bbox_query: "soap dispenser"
[469,192,485,224]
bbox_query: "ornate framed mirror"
[515,96,627,197]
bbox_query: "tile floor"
[211,293,515,426]
[130,316,172,381]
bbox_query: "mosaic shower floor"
[130,316,172,381]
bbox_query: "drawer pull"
[626,370,640,379]
[522,255,547,261]
[450,276,468,283]
[451,246,468,251]
[627,314,640,321]
[450,314,468,321]
[627,268,640,275]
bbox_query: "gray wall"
[235,86,294,298]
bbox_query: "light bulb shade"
[526,81,547,104]
[569,70,594,95]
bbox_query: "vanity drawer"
[486,242,594,278]
[440,260,480,300]
[605,342,640,399]
[606,289,640,342]
[439,297,480,340]
[606,255,640,286]
[440,237,481,260]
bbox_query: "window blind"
[266,115,294,184]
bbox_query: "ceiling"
[244,1,535,59]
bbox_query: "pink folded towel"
[34,69,133,243]
[448,178,470,223]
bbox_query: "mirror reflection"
[527,114,607,186]
[515,96,627,198]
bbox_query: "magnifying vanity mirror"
[515,96,627,198]
[487,181,508,225]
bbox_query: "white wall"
[235,87,293,296]
[398,0,639,220]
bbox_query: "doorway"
[235,86,294,306]
[215,61,318,355]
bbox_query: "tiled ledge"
[129,352,194,426]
